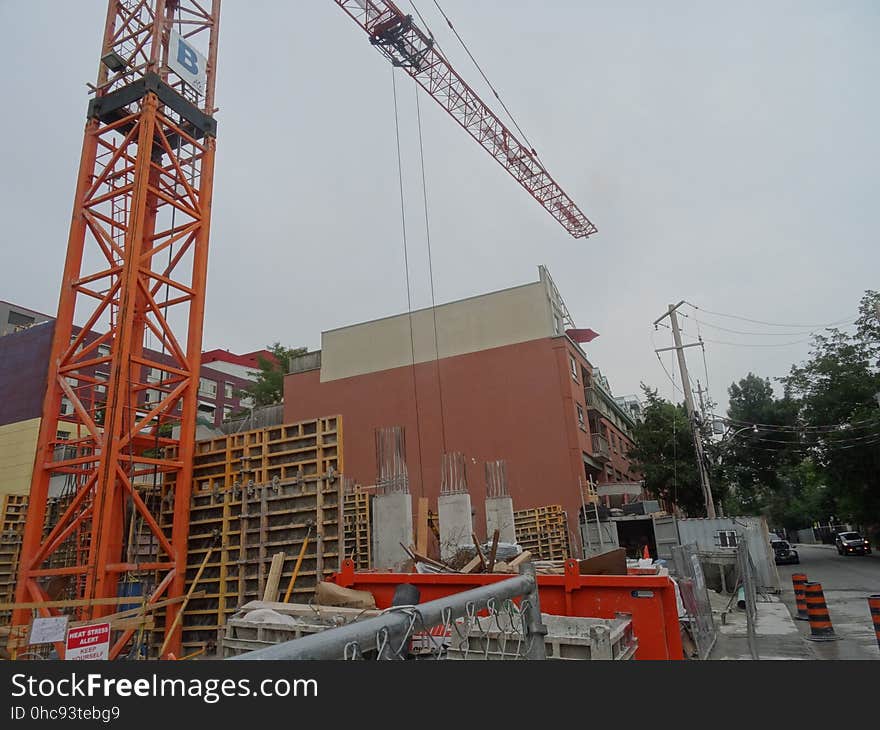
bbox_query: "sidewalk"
[708,590,813,660]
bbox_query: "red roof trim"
[201,349,278,367]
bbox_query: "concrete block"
[485,496,516,544]
[372,492,413,570]
[438,492,473,560]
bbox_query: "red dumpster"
[331,558,683,660]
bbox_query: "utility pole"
[654,302,717,518]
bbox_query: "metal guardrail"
[591,433,610,461]
[228,564,546,660]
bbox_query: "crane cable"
[411,0,537,155]
[414,85,448,455]
[391,68,428,497]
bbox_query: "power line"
[691,318,855,337]
[684,301,853,329]
[715,413,880,433]
[697,336,814,348]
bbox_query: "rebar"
[485,460,509,498]
[375,426,409,495]
[440,452,468,495]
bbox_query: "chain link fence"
[670,543,716,660]
[228,565,546,661]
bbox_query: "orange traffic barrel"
[792,573,809,621]
[869,595,880,652]
[805,582,837,641]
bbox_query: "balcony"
[584,386,611,418]
[591,433,610,462]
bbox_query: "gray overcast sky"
[1,1,877,415]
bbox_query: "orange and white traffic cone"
[642,545,650,560]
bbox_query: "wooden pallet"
[514,504,571,561]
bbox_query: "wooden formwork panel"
[514,505,571,561]
[157,475,345,655]
[343,489,371,571]
[0,495,28,626]
[174,416,342,495]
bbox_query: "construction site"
[0,1,815,664]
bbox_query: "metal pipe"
[229,566,540,661]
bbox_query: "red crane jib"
[334,0,597,239]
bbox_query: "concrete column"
[438,492,473,561]
[372,492,413,570]
[485,496,516,544]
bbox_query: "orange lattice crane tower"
[13,0,220,659]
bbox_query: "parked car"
[770,538,799,565]
[834,531,872,556]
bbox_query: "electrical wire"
[714,413,880,433]
[684,301,853,329]
[698,336,814,348]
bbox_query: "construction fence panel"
[670,543,716,660]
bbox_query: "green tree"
[237,342,307,407]
[629,386,709,515]
[782,293,880,531]
[715,373,799,515]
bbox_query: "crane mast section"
[13,0,220,660]
[334,1,597,238]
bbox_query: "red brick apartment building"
[284,267,643,539]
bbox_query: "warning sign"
[65,622,111,661]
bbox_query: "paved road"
[776,543,880,659]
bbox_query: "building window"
[147,367,163,384]
[97,344,111,358]
[8,311,35,331]
[60,398,73,416]
[197,402,216,421]
[199,377,217,397]
[95,371,108,395]
[576,404,585,429]
[56,430,70,441]
[223,406,233,421]
[224,382,234,399]
[569,356,578,381]
[715,530,738,548]
[146,389,162,404]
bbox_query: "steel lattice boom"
[13,0,220,659]
[333,0,597,238]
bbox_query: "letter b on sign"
[169,29,207,96]
[177,40,199,75]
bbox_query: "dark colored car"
[771,538,799,565]
[835,531,872,556]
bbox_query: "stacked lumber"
[0,495,27,626]
[513,505,571,561]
